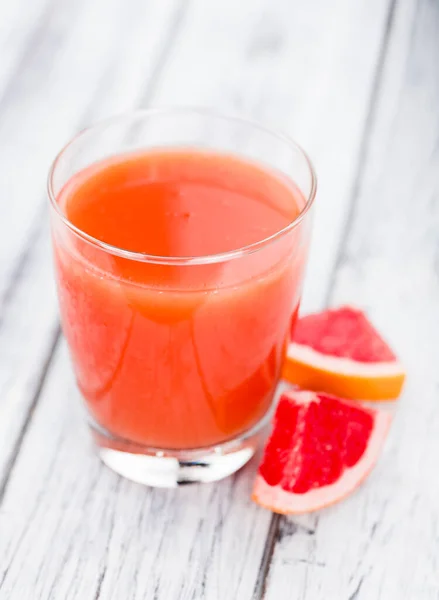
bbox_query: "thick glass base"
[90,417,269,487]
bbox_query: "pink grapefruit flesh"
[282,306,405,401]
[253,389,391,514]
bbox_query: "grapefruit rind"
[283,341,405,401]
[252,406,391,515]
[282,306,406,401]
[287,342,404,377]
[282,342,405,401]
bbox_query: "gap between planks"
[252,0,399,596]
[323,0,399,308]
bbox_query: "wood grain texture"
[263,0,439,598]
[0,0,54,104]
[0,0,427,598]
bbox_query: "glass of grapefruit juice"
[48,109,316,487]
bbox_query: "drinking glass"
[48,108,316,487]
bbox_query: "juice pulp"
[54,150,307,449]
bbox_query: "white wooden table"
[0,0,438,598]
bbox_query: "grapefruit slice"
[253,389,391,514]
[282,306,405,401]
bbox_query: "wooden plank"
[0,0,54,103]
[0,0,393,598]
[263,0,439,598]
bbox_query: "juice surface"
[54,149,307,448]
[65,150,299,257]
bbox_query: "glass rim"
[47,106,317,266]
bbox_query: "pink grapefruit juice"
[53,149,307,449]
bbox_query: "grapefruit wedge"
[282,306,405,401]
[253,389,391,514]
